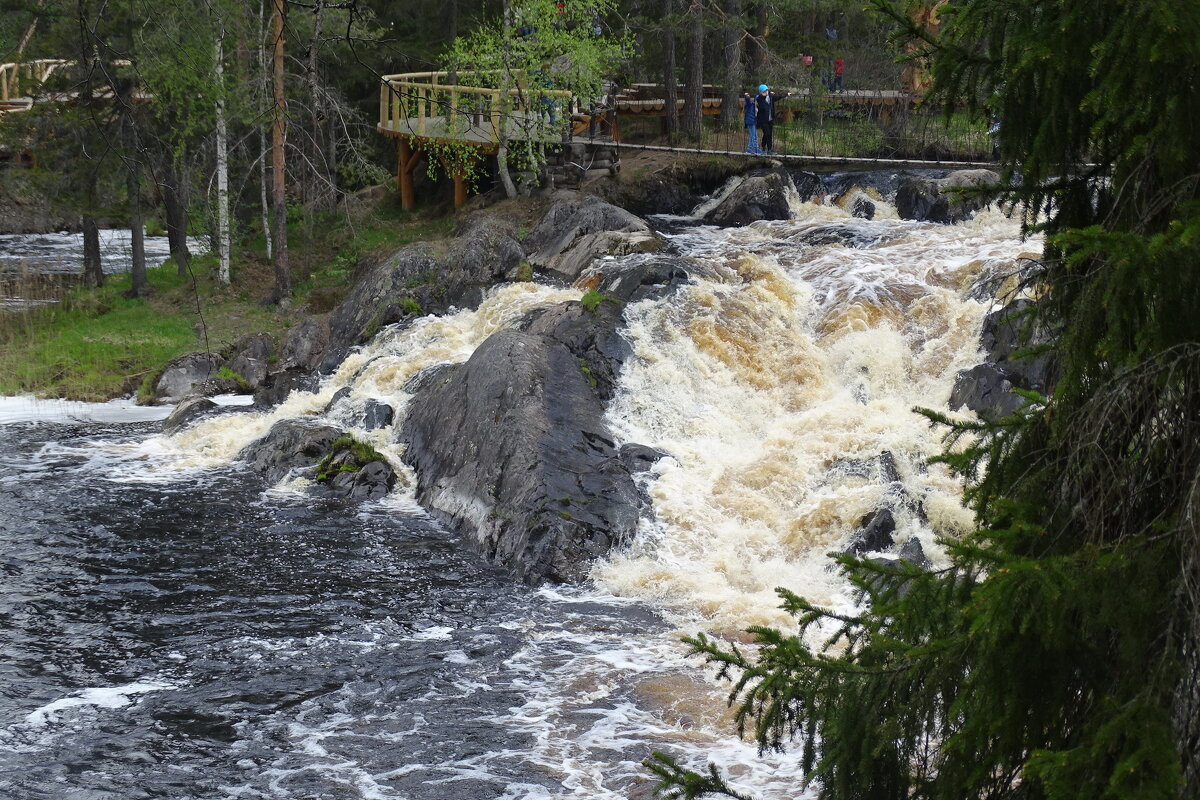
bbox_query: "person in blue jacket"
[743,92,762,154]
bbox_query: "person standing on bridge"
[755,84,788,155]
[832,59,845,93]
[743,92,762,154]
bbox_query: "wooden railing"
[1,59,71,104]
[378,70,573,144]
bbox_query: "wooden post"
[453,173,467,207]
[397,137,419,211]
[379,81,387,128]
[418,87,427,135]
[391,83,400,130]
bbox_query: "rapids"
[0,188,1038,799]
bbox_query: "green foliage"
[580,288,616,312]
[398,297,423,316]
[654,2,1200,799]
[214,366,249,389]
[315,434,387,482]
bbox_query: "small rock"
[847,508,896,554]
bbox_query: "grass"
[0,190,457,401]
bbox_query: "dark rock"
[897,537,932,569]
[790,170,826,204]
[591,256,706,303]
[254,368,319,409]
[979,300,1058,393]
[851,195,876,220]
[324,387,352,415]
[350,461,396,500]
[618,443,668,473]
[703,171,795,227]
[325,245,441,363]
[525,195,660,282]
[236,419,343,483]
[444,213,526,302]
[403,363,458,395]
[595,173,699,216]
[279,317,330,372]
[949,363,1026,420]
[896,169,1000,224]
[155,352,222,403]
[221,332,274,391]
[846,508,896,554]
[878,451,901,485]
[520,299,631,400]
[399,326,640,584]
[162,397,218,435]
[361,399,394,430]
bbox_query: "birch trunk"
[215,20,231,286]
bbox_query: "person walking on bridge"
[743,92,762,154]
[755,84,787,155]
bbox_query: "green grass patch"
[315,434,387,482]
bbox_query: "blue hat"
[758,84,768,92]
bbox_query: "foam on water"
[593,200,1040,632]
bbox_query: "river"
[0,184,1038,799]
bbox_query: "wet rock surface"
[702,171,795,227]
[161,397,219,435]
[524,194,660,282]
[155,352,222,403]
[236,419,344,484]
[399,300,642,584]
[950,299,1058,420]
[896,169,1000,224]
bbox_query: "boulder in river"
[399,299,641,584]
[896,169,1000,224]
[524,194,661,282]
[702,170,795,227]
[162,397,219,435]
[950,299,1058,420]
[155,352,222,403]
[236,419,344,484]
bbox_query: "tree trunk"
[746,2,768,77]
[494,0,517,199]
[164,159,190,277]
[306,0,327,211]
[682,0,704,140]
[214,19,231,286]
[662,0,678,137]
[719,0,743,128]
[268,0,290,304]
[81,213,103,288]
[258,0,272,260]
[121,85,147,298]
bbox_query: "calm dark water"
[0,418,680,800]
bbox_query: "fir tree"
[651,1,1200,798]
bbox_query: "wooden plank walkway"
[601,141,999,171]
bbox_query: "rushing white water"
[0,184,1039,799]
[593,204,1039,632]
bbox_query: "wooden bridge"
[378,70,996,209]
[0,57,139,114]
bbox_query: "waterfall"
[593,203,1039,631]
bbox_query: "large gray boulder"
[399,300,641,584]
[896,169,1000,224]
[524,195,661,282]
[702,171,795,227]
[219,332,274,392]
[320,214,527,371]
[236,419,344,484]
[155,352,221,403]
[278,317,330,372]
[950,299,1058,420]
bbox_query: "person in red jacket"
[832,58,845,93]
